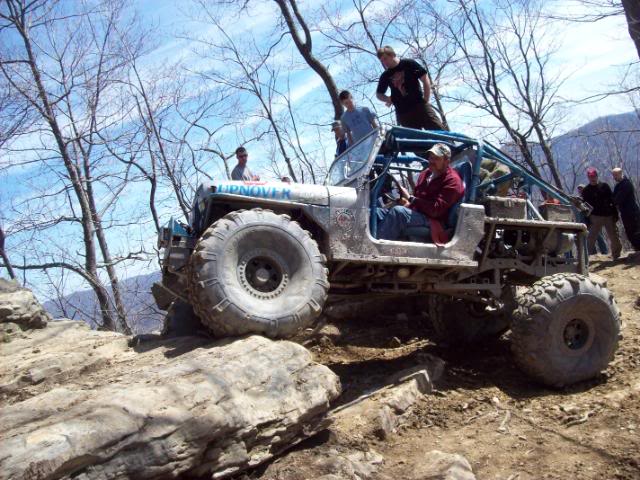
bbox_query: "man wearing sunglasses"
[231,146,260,181]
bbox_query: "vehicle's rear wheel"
[511,273,620,387]
[188,209,329,338]
[428,288,515,345]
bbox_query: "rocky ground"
[0,282,340,480]
[251,253,640,480]
[1,253,639,479]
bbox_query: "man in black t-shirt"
[581,167,622,259]
[375,46,445,131]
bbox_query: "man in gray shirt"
[339,90,378,145]
[231,146,259,181]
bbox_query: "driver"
[377,143,464,243]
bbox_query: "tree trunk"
[534,128,564,190]
[622,0,640,60]
[274,0,344,120]
[9,2,117,331]
[0,228,16,279]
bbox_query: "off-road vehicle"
[153,127,621,387]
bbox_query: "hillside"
[551,110,640,191]
[43,272,162,334]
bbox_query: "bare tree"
[0,0,138,332]
[317,1,458,129]
[190,7,307,181]
[621,0,640,59]
[438,0,565,188]
[273,0,343,120]
[0,226,16,279]
[557,0,640,60]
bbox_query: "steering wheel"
[376,173,409,207]
[388,174,411,205]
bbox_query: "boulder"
[408,450,476,480]
[0,278,50,330]
[0,321,341,480]
[330,363,442,441]
[315,449,385,480]
[261,446,387,480]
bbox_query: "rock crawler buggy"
[153,127,621,387]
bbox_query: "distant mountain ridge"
[44,271,162,334]
[551,110,640,192]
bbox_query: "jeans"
[596,232,609,255]
[377,205,430,240]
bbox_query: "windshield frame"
[325,129,384,187]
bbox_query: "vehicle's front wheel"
[511,273,621,387]
[188,209,329,338]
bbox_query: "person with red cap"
[580,167,622,259]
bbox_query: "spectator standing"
[375,46,445,131]
[581,167,622,259]
[339,90,378,145]
[611,167,640,250]
[332,121,349,157]
[231,147,259,181]
[577,184,608,255]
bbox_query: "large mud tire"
[188,209,329,338]
[511,273,621,388]
[428,289,514,345]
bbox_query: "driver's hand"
[399,197,410,207]
[398,185,410,199]
[385,99,392,107]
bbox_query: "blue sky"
[1,0,638,301]
[129,0,638,166]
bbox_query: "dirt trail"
[255,253,640,479]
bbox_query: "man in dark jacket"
[378,143,464,242]
[577,184,608,255]
[612,167,640,250]
[581,167,622,259]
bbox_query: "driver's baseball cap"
[586,167,598,178]
[427,143,451,159]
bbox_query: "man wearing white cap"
[611,167,640,250]
[378,143,464,243]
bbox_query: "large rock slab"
[0,321,341,479]
[330,360,444,441]
[0,278,50,330]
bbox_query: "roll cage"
[325,127,589,240]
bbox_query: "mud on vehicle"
[153,127,621,388]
